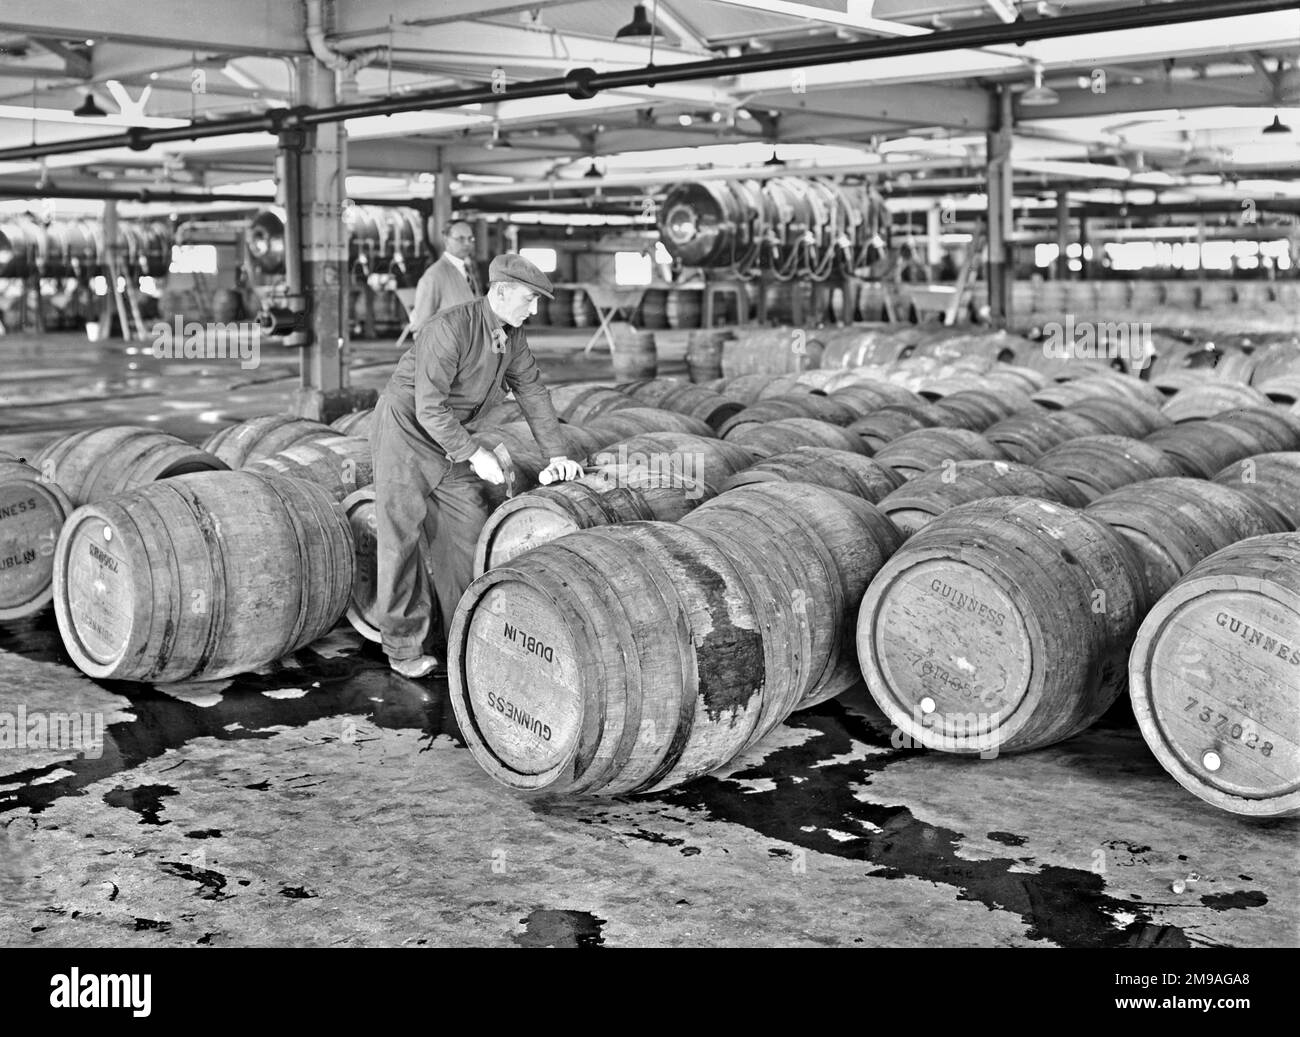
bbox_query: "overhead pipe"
[0,0,1293,164]
[304,0,387,76]
[0,184,274,204]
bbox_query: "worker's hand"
[468,446,506,485]
[539,457,584,484]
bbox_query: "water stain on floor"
[513,909,607,948]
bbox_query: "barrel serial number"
[1184,698,1274,757]
[918,659,1003,708]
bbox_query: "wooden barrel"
[665,288,702,330]
[638,288,668,329]
[339,488,436,643]
[718,394,857,436]
[685,329,728,384]
[1085,478,1291,602]
[984,410,1109,464]
[331,408,376,437]
[1161,383,1273,423]
[716,373,809,404]
[34,427,229,507]
[450,522,805,795]
[1077,372,1167,410]
[1209,407,1300,452]
[241,435,374,501]
[1031,380,1119,410]
[1256,375,1300,406]
[859,496,1145,755]
[651,385,745,431]
[1144,420,1274,479]
[572,289,596,328]
[720,327,825,377]
[548,287,574,327]
[201,415,339,469]
[615,378,685,409]
[872,429,1006,481]
[826,382,929,418]
[555,386,640,425]
[819,325,920,368]
[847,408,942,455]
[1128,532,1300,817]
[1211,452,1300,528]
[983,365,1049,394]
[589,432,758,486]
[477,400,525,427]
[0,461,74,621]
[721,447,903,502]
[878,459,1089,538]
[933,389,1035,432]
[1065,396,1173,439]
[611,328,658,382]
[473,474,715,577]
[683,482,902,710]
[53,472,354,682]
[584,407,714,441]
[1033,435,1183,502]
[725,417,866,458]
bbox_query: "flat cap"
[488,253,554,299]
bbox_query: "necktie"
[465,263,480,296]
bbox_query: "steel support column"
[986,86,1014,328]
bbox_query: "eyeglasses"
[447,234,475,243]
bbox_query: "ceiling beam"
[29,37,91,78]
[331,0,582,38]
[0,0,307,55]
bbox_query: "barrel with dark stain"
[860,496,1146,755]
[0,460,74,621]
[34,426,229,507]
[1032,435,1183,502]
[450,522,803,796]
[1085,478,1292,602]
[721,446,903,502]
[53,472,354,682]
[1128,532,1300,817]
[1211,452,1300,528]
[872,428,1006,481]
[621,380,743,430]
[878,459,1089,537]
[725,417,867,458]
[201,415,340,469]
[684,482,902,710]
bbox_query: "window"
[169,244,218,275]
[519,247,557,273]
[614,250,653,286]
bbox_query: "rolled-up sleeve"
[506,339,568,459]
[414,320,478,462]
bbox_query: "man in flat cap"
[372,252,584,678]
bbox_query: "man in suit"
[409,220,480,326]
[371,253,582,679]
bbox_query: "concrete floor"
[1,327,1296,948]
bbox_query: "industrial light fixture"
[73,92,108,117]
[1020,65,1059,107]
[1262,113,1292,135]
[583,161,603,179]
[615,4,669,41]
[485,124,512,149]
[763,149,785,167]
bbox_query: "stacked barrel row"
[0,416,364,682]
[851,378,1300,818]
